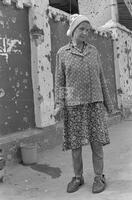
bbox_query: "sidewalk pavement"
[0,118,132,200]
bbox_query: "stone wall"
[0,0,35,135]
[78,0,113,28]
[29,0,55,127]
[102,23,132,116]
[114,26,132,114]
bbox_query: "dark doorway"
[117,0,132,31]
[49,0,79,14]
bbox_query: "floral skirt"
[63,102,110,151]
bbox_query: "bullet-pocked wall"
[0,1,35,135]
[78,0,112,28]
[29,0,55,128]
[113,26,132,110]
[28,0,120,128]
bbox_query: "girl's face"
[72,21,92,43]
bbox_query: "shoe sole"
[67,181,84,193]
[92,183,106,194]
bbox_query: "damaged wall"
[29,0,54,127]
[0,1,35,135]
[2,0,32,8]
[113,26,132,112]
[79,0,132,114]
[1,0,130,134]
[78,0,117,28]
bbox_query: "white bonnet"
[67,14,91,37]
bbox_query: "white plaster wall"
[2,0,32,8]
[29,0,55,127]
[113,27,132,109]
[78,0,112,28]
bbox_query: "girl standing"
[54,14,114,194]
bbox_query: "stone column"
[110,0,118,22]
[29,0,55,127]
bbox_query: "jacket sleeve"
[55,51,66,108]
[97,52,114,113]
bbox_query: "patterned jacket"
[55,42,113,112]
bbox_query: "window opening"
[49,0,79,14]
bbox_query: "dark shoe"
[92,174,106,193]
[67,176,84,193]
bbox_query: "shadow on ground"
[30,164,62,179]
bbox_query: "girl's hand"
[53,107,64,121]
[107,104,115,115]
[107,107,118,116]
